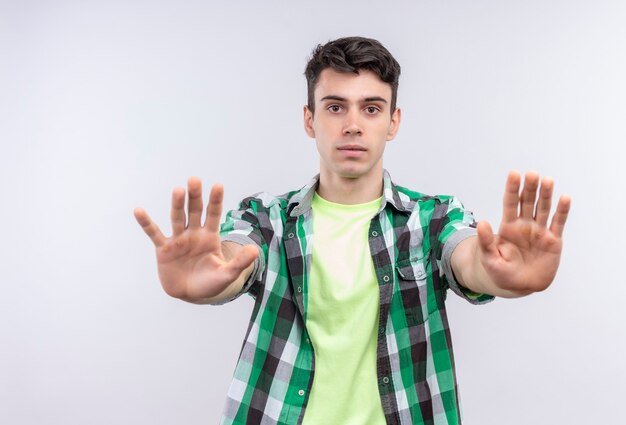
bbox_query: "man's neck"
[316,168,384,205]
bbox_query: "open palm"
[134,178,258,302]
[476,171,571,294]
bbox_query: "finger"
[224,245,259,278]
[187,177,203,229]
[502,170,521,223]
[204,183,224,233]
[134,207,166,247]
[519,171,539,219]
[534,176,554,227]
[476,221,499,258]
[170,187,186,235]
[549,194,571,238]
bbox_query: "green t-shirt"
[302,192,386,424]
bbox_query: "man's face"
[304,69,401,182]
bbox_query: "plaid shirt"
[219,170,493,425]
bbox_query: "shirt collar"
[287,169,411,217]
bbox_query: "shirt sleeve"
[217,196,269,303]
[438,196,494,305]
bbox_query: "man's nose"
[342,110,362,136]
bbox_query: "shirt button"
[371,230,378,237]
[382,377,390,384]
[287,232,295,239]
[383,275,390,282]
[297,286,302,293]
[298,389,305,396]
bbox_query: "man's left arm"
[451,171,571,298]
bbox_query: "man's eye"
[328,105,342,113]
[365,106,380,114]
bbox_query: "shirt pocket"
[395,258,439,326]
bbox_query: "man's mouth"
[337,145,367,151]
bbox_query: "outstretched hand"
[474,171,571,296]
[134,178,258,303]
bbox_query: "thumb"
[476,221,498,259]
[225,245,259,277]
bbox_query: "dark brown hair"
[304,36,401,115]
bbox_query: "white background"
[1,1,625,424]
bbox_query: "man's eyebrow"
[319,95,388,103]
[363,96,388,103]
[320,95,347,102]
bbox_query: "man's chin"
[321,161,381,180]
[334,166,374,180]
[333,168,362,179]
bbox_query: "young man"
[134,37,570,425]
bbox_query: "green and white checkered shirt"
[219,170,493,424]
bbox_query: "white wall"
[1,1,624,423]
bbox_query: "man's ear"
[386,107,402,141]
[303,106,315,138]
